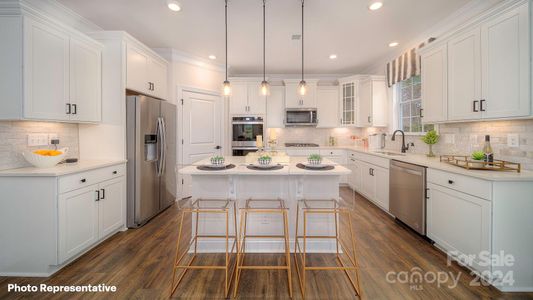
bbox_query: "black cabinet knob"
[81,178,86,183]
[448,180,454,184]
[113,171,117,174]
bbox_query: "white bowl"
[22,148,69,168]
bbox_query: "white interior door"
[181,90,223,197]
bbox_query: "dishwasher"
[389,160,427,235]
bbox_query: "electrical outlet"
[444,134,455,144]
[27,134,48,146]
[507,134,519,147]
[48,133,59,144]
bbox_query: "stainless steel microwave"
[285,108,318,126]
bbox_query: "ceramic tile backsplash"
[0,121,79,170]
[369,119,533,170]
[270,127,363,147]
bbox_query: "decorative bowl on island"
[210,156,225,166]
[307,154,322,165]
[257,155,272,165]
[22,148,68,168]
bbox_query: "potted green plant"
[307,154,322,165]
[471,151,485,161]
[210,155,225,165]
[421,130,439,157]
[257,155,272,165]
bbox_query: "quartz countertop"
[269,145,533,181]
[0,160,127,177]
[179,156,350,176]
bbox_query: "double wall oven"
[232,116,264,156]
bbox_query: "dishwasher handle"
[390,164,424,176]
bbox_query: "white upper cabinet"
[426,1,530,123]
[340,76,387,127]
[228,80,266,115]
[69,37,102,122]
[420,44,448,123]
[126,44,169,100]
[0,15,102,122]
[316,86,339,128]
[357,79,373,127]
[480,4,530,119]
[266,86,285,128]
[284,80,317,108]
[339,79,357,126]
[448,27,482,121]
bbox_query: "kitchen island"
[178,156,351,253]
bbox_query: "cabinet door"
[371,79,388,127]
[69,37,101,122]
[284,83,301,108]
[448,27,482,121]
[247,83,266,115]
[23,18,69,120]
[302,83,317,108]
[326,155,347,184]
[340,82,356,126]
[373,166,389,211]
[316,87,339,128]
[356,79,372,127]
[148,58,168,100]
[58,185,99,263]
[126,44,149,93]
[481,4,530,119]
[427,183,491,273]
[347,158,362,190]
[229,83,248,115]
[266,86,285,128]
[98,177,125,238]
[421,44,448,123]
[360,162,376,200]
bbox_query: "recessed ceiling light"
[329,54,337,60]
[167,0,181,12]
[208,55,216,60]
[389,42,399,47]
[369,2,383,11]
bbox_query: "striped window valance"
[386,38,436,87]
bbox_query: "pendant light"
[298,0,306,96]
[260,0,270,96]
[222,0,231,96]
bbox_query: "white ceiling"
[58,0,471,75]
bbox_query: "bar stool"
[233,199,292,298]
[170,198,238,298]
[294,198,363,299]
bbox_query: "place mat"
[197,164,236,171]
[246,164,284,171]
[296,163,335,171]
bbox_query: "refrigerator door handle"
[160,117,167,176]
[156,117,163,176]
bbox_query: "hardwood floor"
[1,187,532,299]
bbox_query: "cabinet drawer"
[349,151,390,169]
[319,149,345,157]
[59,164,126,194]
[427,168,492,200]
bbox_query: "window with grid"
[397,76,434,133]
[342,82,355,125]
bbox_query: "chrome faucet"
[391,130,414,153]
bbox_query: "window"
[396,75,434,133]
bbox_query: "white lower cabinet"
[347,152,389,212]
[98,177,126,237]
[427,182,491,273]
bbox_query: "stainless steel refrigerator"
[126,95,176,228]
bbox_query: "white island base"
[179,157,351,253]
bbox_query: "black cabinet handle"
[80,178,86,183]
[72,104,77,115]
[448,180,454,184]
[480,99,486,111]
[473,100,479,112]
[420,108,424,118]
[100,188,105,200]
[95,190,100,201]
[112,170,117,174]
[66,103,71,114]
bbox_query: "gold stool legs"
[233,200,293,298]
[170,200,238,298]
[294,202,363,299]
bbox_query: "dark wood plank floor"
[1,187,532,299]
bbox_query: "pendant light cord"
[225,0,228,81]
[301,0,304,82]
[263,0,266,82]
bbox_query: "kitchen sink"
[373,151,405,156]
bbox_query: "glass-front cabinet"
[339,77,358,126]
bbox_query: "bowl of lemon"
[23,148,68,168]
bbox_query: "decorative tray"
[440,155,521,173]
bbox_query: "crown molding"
[153,48,226,73]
